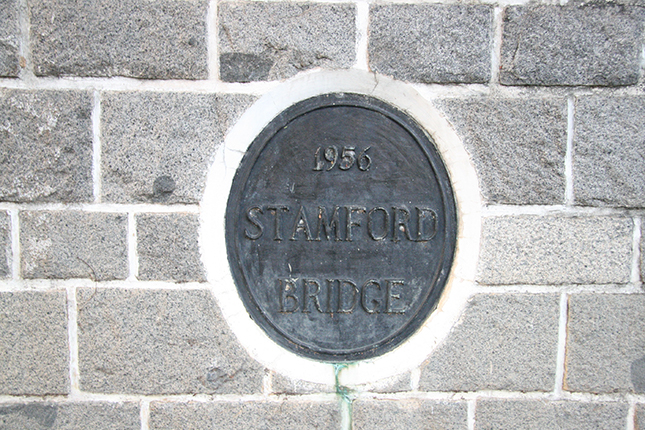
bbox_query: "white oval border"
[200,69,481,386]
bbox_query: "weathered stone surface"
[271,372,409,394]
[419,294,559,392]
[77,289,264,394]
[574,96,645,207]
[0,211,10,278]
[638,405,644,429]
[21,211,127,281]
[369,4,492,84]
[354,399,467,430]
[149,401,340,430]
[218,2,355,82]
[351,373,411,394]
[500,5,644,86]
[136,213,205,282]
[271,373,334,394]
[0,90,92,203]
[566,294,645,393]
[30,0,207,79]
[0,402,140,429]
[0,291,68,395]
[476,400,628,430]
[437,98,566,205]
[0,0,19,77]
[101,92,255,203]
[478,216,632,285]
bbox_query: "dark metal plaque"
[225,93,457,361]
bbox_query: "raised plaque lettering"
[226,93,457,361]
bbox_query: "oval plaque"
[226,93,457,361]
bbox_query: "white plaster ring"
[200,69,481,386]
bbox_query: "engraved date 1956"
[313,146,371,171]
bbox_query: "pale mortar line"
[0,391,636,404]
[66,286,81,398]
[0,202,200,214]
[92,91,102,203]
[0,76,280,95]
[227,0,369,4]
[140,400,150,430]
[490,7,503,85]
[16,0,34,81]
[207,0,219,81]
[9,209,20,280]
[641,31,645,85]
[493,83,645,99]
[565,96,574,205]
[410,368,420,391]
[340,398,351,430]
[553,293,568,397]
[467,399,476,430]
[0,392,338,404]
[316,0,534,5]
[353,390,635,403]
[354,0,370,71]
[555,391,638,403]
[472,284,638,295]
[628,394,645,403]
[630,217,642,285]
[481,205,641,217]
[627,401,636,430]
[3,74,645,97]
[352,391,507,401]
[127,212,139,281]
[623,283,645,294]
[0,75,562,98]
[246,0,534,3]
[415,80,645,101]
[263,370,273,396]
[409,82,491,100]
[0,279,211,292]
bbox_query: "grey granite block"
[0,291,68,395]
[500,5,644,86]
[0,0,19,77]
[638,405,644,429]
[219,2,355,82]
[136,213,205,282]
[478,216,632,285]
[437,98,566,205]
[354,399,467,430]
[0,211,10,278]
[0,402,140,430]
[21,211,128,281]
[476,400,628,430]
[0,90,92,203]
[419,294,559,392]
[30,0,207,79]
[149,401,340,430]
[566,294,645,393]
[574,96,645,208]
[77,289,264,394]
[101,92,255,204]
[369,4,493,84]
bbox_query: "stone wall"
[0,0,644,429]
